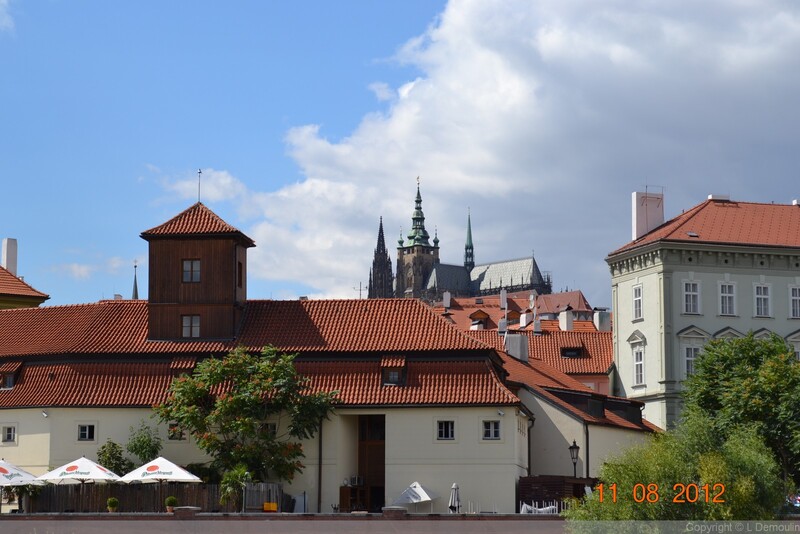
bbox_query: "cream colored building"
[607,192,800,429]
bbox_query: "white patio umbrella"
[37,456,120,513]
[119,457,200,512]
[119,457,201,484]
[448,483,461,513]
[37,456,120,484]
[0,459,43,486]
[393,481,438,512]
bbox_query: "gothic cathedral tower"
[367,217,394,298]
[395,182,439,298]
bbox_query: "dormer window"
[560,347,583,358]
[182,259,201,283]
[0,363,20,389]
[2,374,14,389]
[381,355,406,386]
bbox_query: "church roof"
[141,202,255,247]
[424,264,472,294]
[609,198,800,257]
[470,257,545,293]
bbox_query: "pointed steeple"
[406,179,431,246]
[368,217,394,298]
[132,261,139,300]
[464,208,475,272]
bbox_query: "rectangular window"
[167,422,185,441]
[181,315,200,338]
[78,424,95,441]
[237,261,243,289]
[1,374,13,389]
[182,259,201,283]
[719,283,735,316]
[632,285,643,320]
[683,281,700,314]
[685,346,700,376]
[2,426,15,443]
[755,284,771,317]
[266,422,278,438]
[633,346,644,386]
[791,287,800,319]
[382,369,402,385]
[482,420,501,440]
[437,420,455,440]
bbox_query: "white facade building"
[607,193,800,429]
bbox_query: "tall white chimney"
[2,238,18,276]
[559,308,573,331]
[632,192,664,240]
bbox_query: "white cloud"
[166,0,800,304]
[165,168,248,203]
[0,0,13,33]
[368,82,395,102]
[55,263,95,280]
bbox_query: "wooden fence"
[29,482,282,514]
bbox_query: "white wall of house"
[0,407,210,475]
[284,406,528,514]
[522,390,651,479]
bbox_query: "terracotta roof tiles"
[610,199,800,257]
[0,265,48,301]
[141,202,255,247]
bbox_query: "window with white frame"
[482,420,501,440]
[437,420,455,440]
[755,284,771,317]
[2,425,15,443]
[78,424,95,442]
[719,282,736,316]
[633,345,645,386]
[685,346,700,376]
[683,281,700,314]
[791,287,800,319]
[632,284,643,321]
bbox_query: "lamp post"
[568,440,580,478]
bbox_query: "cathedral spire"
[464,208,475,272]
[368,217,394,298]
[406,178,431,246]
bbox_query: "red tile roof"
[610,199,800,257]
[0,298,489,358]
[298,359,518,406]
[432,291,596,332]
[141,202,255,247]
[0,357,518,409]
[465,330,613,375]
[0,265,49,301]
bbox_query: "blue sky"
[3,1,800,308]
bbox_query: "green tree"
[97,439,134,476]
[126,421,162,464]
[683,333,800,483]
[154,345,337,482]
[219,464,252,512]
[563,411,784,521]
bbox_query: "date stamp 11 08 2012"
[597,483,726,504]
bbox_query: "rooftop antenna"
[197,168,202,202]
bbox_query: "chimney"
[442,291,451,309]
[498,318,508,334]
[707,194,729,201]
[113,294,123,300]
[593,309,611,332]
[632,192,664,240]
[1,238,18,276]
[519,311,531,328]
[559,308,573,331]
[532,319,542,335]
[504,333,528,362]
[499,289,507,310]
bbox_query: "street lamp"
[568,440,580,478]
